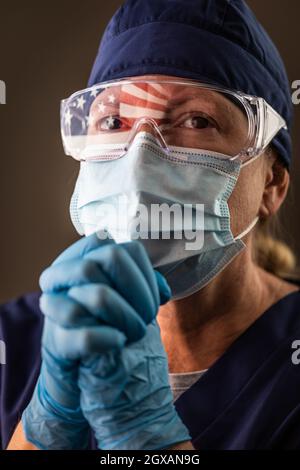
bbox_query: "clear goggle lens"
[61,79,286,162]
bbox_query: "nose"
[125,117,169,152]
[138,122,157,134]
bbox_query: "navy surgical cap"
[88,0,293,168]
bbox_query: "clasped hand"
[22,233,191,450]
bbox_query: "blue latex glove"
[78,319,192,450]
[22,233,171,449]
[39,233,191,450]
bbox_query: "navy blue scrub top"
[1,289,300,450]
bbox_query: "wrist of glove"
[22,363,89,450]
[22,340,89,450]
[79,319,191,450]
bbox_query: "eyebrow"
[168,93,244,120]
[167,94,225,119]
[167,94,209,106]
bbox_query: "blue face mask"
[70,132,258,300]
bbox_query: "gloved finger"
[40,292,97,328]
[52,231,114,266]
[84,244,158,324]
[68,284,147,343]
[39,257,110,293]
[42,319,126,360]
[154,270,172,305]
[41,287,147,343]
[120,241,160,307]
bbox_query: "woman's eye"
[180,114,216,130]
[98,115,124,131]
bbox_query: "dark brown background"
[0,1,299,303]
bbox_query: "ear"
[259,156,290,219]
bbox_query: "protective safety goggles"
[60,77,287,163]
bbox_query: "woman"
[2,0,300,450]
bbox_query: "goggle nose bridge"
[124,116,170,154]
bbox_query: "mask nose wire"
[124,117,171,154]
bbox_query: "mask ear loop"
[232,146,264,241]
[235,216,259,240]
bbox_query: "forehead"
[103,74,236,101]
[92,75,237,113]
[98,74,222,100]
[119,74,200,88]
